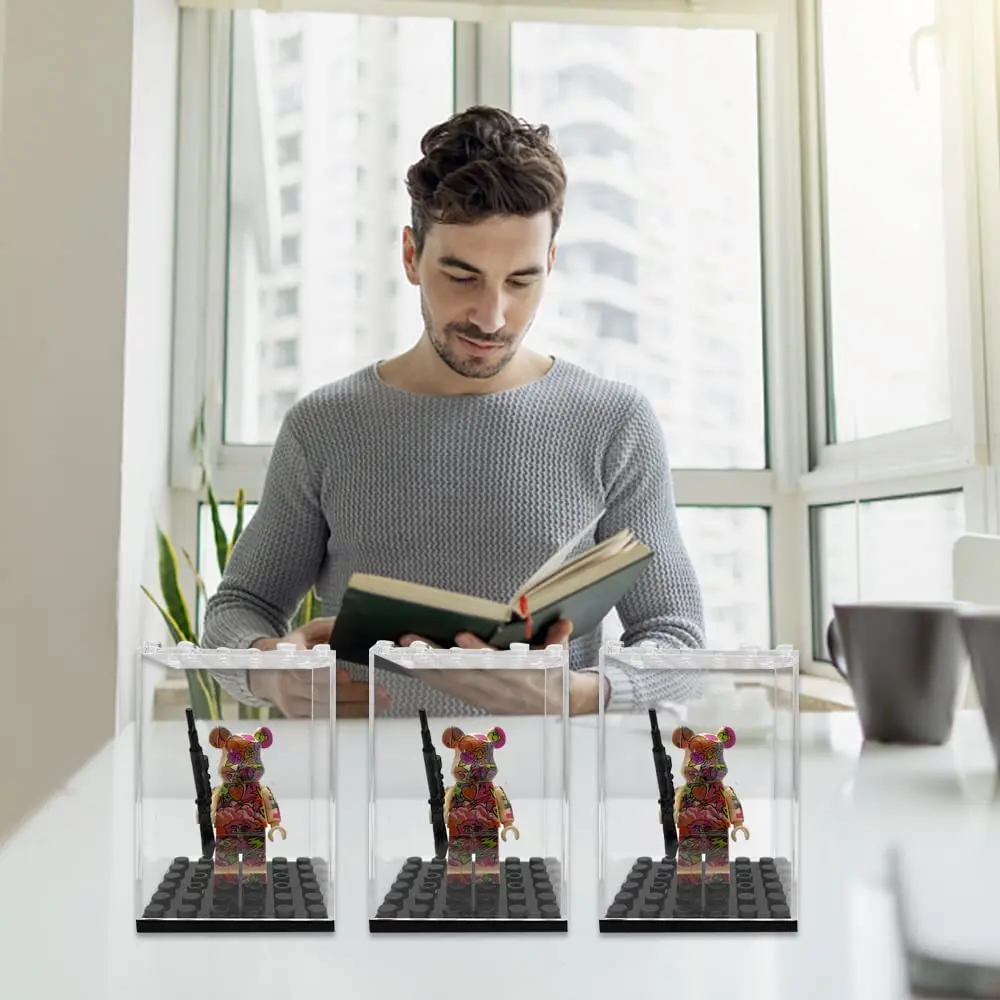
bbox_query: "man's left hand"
[398,618,602,715]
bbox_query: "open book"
[328,510,652,667]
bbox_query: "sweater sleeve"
[201,411,330,705]
[582,390,706,712]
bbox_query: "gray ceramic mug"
[827,602,965,744]
[956,609,1000,768]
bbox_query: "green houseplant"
[142,481,322,720]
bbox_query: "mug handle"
[826,617,848,678]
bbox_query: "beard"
[421,295,522,379]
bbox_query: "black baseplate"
[600,855,797,932]
[136,855,334,932]
[370,855,567,932]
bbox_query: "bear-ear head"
[485,725,506,749]
[441,726,465,749]
[716,725,736,749]
[671,725,695,749]
[253,726,273,749]
[208,726,232,749]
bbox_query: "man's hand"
[397,618,602,716]
[248,617,388,718]
[250,616,336,652]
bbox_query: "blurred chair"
[952,533,1000,707]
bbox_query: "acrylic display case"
[597,642,799,932]
[135,641,335,932]
[367,640,569,932]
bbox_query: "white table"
[0,709,997,1000]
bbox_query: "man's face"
[402,213,556,380]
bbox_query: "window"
[570,182,636,226]
[274,338,298,368]
[556,63,634,111]
[677,507,771,648]
[797,0,991,679]
[553,121,631,158]
[281,234,300,265]
[513,21,766,469]
[811,492,965,660]
[585,301,637,343]
[280,184,300,215]
[275,286,299,317]
[277,32,302,65]
[817,0,953,441]
[173,3,997,681]
[195,501,255,633]
[277,133,301,165]
[199,502,771,651]
[276,82,302,116]
[273,389,297,423]
[560,243,637,283]
[222,12,454,446]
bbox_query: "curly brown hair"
[404,106,567,254]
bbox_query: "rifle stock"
[648,708,678,859]
[419,709,449,858]
[186,708,215,859]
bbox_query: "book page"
[510,508,606,602]
[523,531,635,598]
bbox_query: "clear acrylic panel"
[135,641,335,932]
[367,641,569,932]
[598,642,799,931]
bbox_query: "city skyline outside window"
[219,12,773,649]
[213,7,966,653]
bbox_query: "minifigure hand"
[501,825,520,842]
[268,825,287,842]
[731,825,750,841]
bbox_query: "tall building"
[225,13,771,646]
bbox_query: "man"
[202,105,705,718]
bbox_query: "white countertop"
[1,708,998,1000]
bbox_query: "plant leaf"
[187,669,221,720]
[206,484,228,577]
[229,488,246,562]
[141,585,188,643]
[189,398,208,490]
[155,526,195,641]
[182,548,208,605]
[290,589,313,631]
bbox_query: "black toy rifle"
[649,708,678,859]
[419,709,449,858]
[186,708,215,859]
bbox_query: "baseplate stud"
[370,855,567,932]
[136,855,334,932]
[600,855,797,932]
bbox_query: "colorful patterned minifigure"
[441,724,519,885]
[208,725,286,887]
[671,725,750,885]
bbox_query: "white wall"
[117,0,179,730]
[0,0,7,150]
[0,0,176,843]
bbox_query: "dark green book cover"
[329,548,652,667]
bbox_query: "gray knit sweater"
[202,358,705,715]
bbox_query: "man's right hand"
[248,617,388,718]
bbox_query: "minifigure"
[441,724,519,885]
[671,725,749,884]
[208,725,286,887]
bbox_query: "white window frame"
[794,0,1000,674]
[167,0,1000,676]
